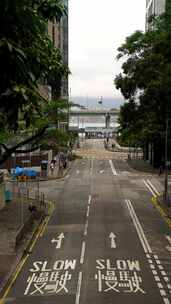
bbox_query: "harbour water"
[69,115,118,129]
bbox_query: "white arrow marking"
[166,235,171,252]
[51,233,65,249]
[109,232,117,248]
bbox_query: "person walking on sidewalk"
[50,161,54,175]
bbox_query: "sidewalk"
[128,158,159,174]
[127,158,171,220]
[0,196,42,295]
[0,160,72,297]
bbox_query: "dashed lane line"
[109,159,117,176]
[76,193,92,303]
[88,195,92,205]
[84,220,88,236]
[86,206,90,218]
[80,241,86,264]
[75,271,83,304]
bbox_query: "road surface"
[3,139,171,303]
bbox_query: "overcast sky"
[69,0,146,101]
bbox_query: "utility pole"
[164,114,169,206]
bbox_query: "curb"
[0,201,54,300]
[151,195,171,228]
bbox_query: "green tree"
[0,0,69,164]
[115,14,171,166]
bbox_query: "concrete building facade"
[146,0,166,29]
[48,0,68,100]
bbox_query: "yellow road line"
[0,252,29,304]
[151,196,171,228]
[40,202,54,237]
[0,202,54,302]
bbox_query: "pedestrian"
[50,161,54,175]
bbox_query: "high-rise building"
[41,0,68,101]
[146,0,166,29]
[49,0,68,100]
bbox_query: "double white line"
[125,199,152,253]
[143,179,160,196]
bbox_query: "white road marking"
[150,264,155,269]
[154,276,160,282]
[166,235,171,252]
[148,259,153,264]
[143,179,156,196]
[109,232,117,248]
[158,283,164,289]
[51,233,65,249]
[109,160,117,176]
[125,199,152,253]
[158,265,164,270]
[86,206,90,218]
[160,290,167,296]
[152,270,158,275]
[80,241,86,264]
[147,180,160,195]
[127,198,171,303]
[84,220,89,236]
[75,271,83,304]
[143,179,160,196]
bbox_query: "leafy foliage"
[0,0,67,129]
[115,14,171,164]
[0,0,69,164]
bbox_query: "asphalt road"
[4,139,171,303]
